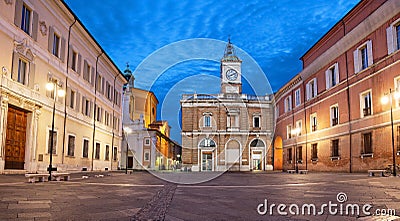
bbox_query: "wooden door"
[4,106,27,169]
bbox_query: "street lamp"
[381,88,400,177]
[291,127,300,173]
[46,80,65,181]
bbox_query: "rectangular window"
[106,82,112,100]
[297,146,303,163]
[331,105,339,126]
[21,4,31,35]
[17,59,27,85]
[310,113,317,132]
[361,46,368,70]
[96,75,103,93]
[105,111,110,126]
[326,63,339,89]
[295,120,302,136]
[145,138,150,146]
[84,99,91,117]
[204,115,211,127]
[96,105,102,122]
[295,89,301,107]
[253,116,260,128]
[284,95,292,112]
[354,40,373,73]
[360,91,372,117]
[397,24,400,50]
[144,151,150,161]
[287,148,292,162]
[287,124,292,139]
[47,130,57,154]
[331,139,339,157]
[105,145,110,161]
[67,135,75,156]
[71,51,77,72]
[362,132,373,155]
[83,139,89,158]
[52,33,60,57]
[95,143,100,160]
[113,147,118,161]
[306,78,317,100]
[227,114,239,129]
[311,143,318,160]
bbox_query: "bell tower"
[221,37,242,94]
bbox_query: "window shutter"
[90,101,93,118]
[314,79,318,97]
[11,52,19,81]
[77,54,82,75]
[387,26,395,55]
[60,37,66,62]
[325,69,330,89]
[68,45,73,68]
[28,62,35,88]
[306,83,310,100]
[353,49,359,73]
[367,40,373,67]
[83,60,88,78]
[66,87,71,108]
[110,86,114,101]
[48,26,54,53]
[334,63,339,84]
[91,68,95,86]
[75,92,80,112]
[32,11,39,41]
[14,0,23,27]
[102,78,105,94]
[82,96,86,114]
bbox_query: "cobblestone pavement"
[0,171,399,220]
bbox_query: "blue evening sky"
[65,0,360,143]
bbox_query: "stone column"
[0,95,9,172]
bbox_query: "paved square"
[0,172,399,220]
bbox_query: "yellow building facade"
[0,0,127,173]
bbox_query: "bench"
[287,170,296,174]
[25,174,49,183]
[52,173,70,181]
[299,170,309,174]
[368,170,385,177]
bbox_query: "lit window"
[295,120,302,136]
[287,125,292,139]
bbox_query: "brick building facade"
[181,40,274,172]
[273,0,400,172]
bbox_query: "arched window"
[250,139,264,147]
[199,138,216,148]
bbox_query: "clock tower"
[221,38,242,94]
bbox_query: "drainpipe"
[111,74,117,170]
[62,19,77,165]
[342,20,352,173]
[91,51,104,171]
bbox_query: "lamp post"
[291,127,300,173]
[46,80,65,181]
[381,88,399,176]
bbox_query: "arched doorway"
[274,136,283,170]
[226,139,241,171]
[198,138,216,171]
[250,138,265,171]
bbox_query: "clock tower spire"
[221,37,242,94]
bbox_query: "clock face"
[226,69,238,81]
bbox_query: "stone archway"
[274,136,283,170]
